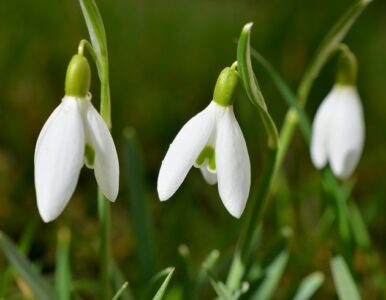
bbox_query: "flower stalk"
[78,0,114,298]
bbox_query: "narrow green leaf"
[209,279,235,300]
[55,227,72,300]
[348,202,371,250]
[152,267,175,300]
[237,23,279,149]
[293,272,324,300]
[250,49,312,144]
[111,261,136,300]
[330,255,361,300]
[251,250,289,300]
[0,218,38,295]
[191,249,220,299]
[112,282,129,300]
[123,127,156,281]
[0,231,55,300]
[79,0,111,127]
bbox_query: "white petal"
[328,86,365,179]
[216,107,251,218]
[83,101,119,201]
[310,89,336,169]
[34,97,84,222]
[157,102,218,200]
[200,166,217,185]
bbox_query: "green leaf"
[112,282,129,300]
[152,267,175,300]
[79,0,111,127]
[348,202,371,250]
[111,261,136,300]
[123,128,156,281]
[293,272,324,300]
[209,279,235,300]
[237,23,279,149]
[0,231,55,300]
[250,250,289,300]
[0,218,38,295]
[55,227,72,300]
[250,49,312,144]
[330,255,361,300]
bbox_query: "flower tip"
[243,22,253,31]
[157,188,171,202]
[106,193,118,203]
[229,209,243,219]
[39,209,57,223]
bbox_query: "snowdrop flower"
[157,66,250,218]
[34,54,119,222]
[310,48,364,179]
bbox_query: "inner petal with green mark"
[195,146,216,172]
[84,143,95,168]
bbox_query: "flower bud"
[213,67,238,107]
[65,54,91,98]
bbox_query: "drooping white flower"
[34,54,119,222]
[310,85,365,179]
[157,66,251,218]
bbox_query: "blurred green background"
[0,0,386,298]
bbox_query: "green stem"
[98,189,111,300]
[78,39,98,67]
[226,148,277,290]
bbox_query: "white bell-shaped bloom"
[34,95,119,222]
[157,101,251,218]
[310,85,365,179]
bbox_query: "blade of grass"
[249,250,289,300]
[152,268,175,300]
[112,282,129,300]
[55,227,71,300]
[330,255,361,300]
[348,202,370,249]
[122,127,156,281]
[111,261,136,300]
[191,249,220,299]
[0,231,55,300]
[250,48,311,144]
[293,272,324,300]
[0,218,38,295]
[210,278,235,300]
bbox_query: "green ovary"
[195,146,216,171]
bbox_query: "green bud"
[336,46,357,86]
[65,54,91,98]
[213,67,238,107]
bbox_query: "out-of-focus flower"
[311,86,365,179]
[157,66,250,218]
[311,47,365,179]
[34,55,119,222]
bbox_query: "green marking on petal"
[84,143,95,168]
[196,146,216,171]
